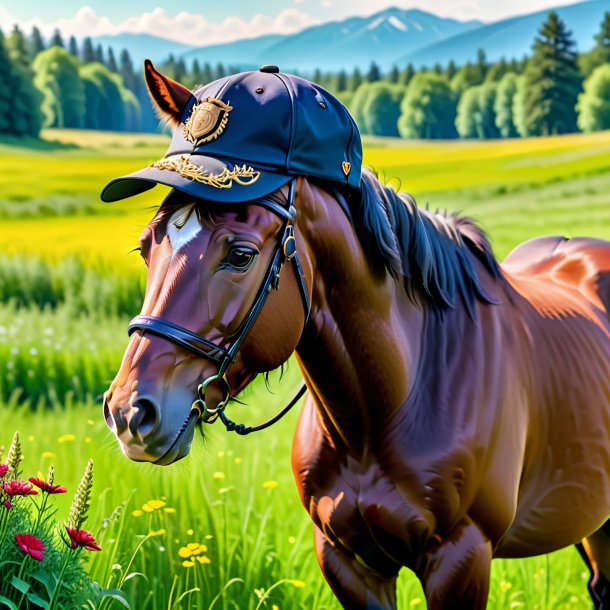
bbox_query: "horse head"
[101,61,359,464]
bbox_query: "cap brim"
[101,154,292,204]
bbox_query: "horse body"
[290,184,610,607]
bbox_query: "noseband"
[127,180,310,435]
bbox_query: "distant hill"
[402,0,607,67]
[92,33,193,65]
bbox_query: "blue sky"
[0,0,585,45]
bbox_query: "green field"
[2,127,610,609]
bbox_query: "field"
[2,127,610,609]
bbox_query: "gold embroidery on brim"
[183,97,233,145]
[342,161,351,176]
[150,155,260,189]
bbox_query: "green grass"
[2,129,610,608]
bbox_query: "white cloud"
[6,5,320,45]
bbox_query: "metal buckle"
[192,374,231,424]
[283,226,297,260]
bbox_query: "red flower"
[28,477,67,495]
[65,527,101,552]
[0,464,9,477]
[15,534,45,561]
[4,499,11,510]
[3,480,37,496]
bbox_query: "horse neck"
[294,182,424,453]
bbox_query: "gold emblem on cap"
[183,97,233,145]
[150,155,260,189]
[342,161,351,176]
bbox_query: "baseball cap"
[101,64,362,204]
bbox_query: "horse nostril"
[130,397,159,439]
[103,392,114,430]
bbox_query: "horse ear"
[144,59,193,128]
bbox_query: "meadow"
[1,127,610,609]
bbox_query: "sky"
[0,0,587,45]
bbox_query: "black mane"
[341,170,504,315]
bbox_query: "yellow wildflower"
[570,596,579,604]
[234,457,242,464]
[41,451,56,459]
[28,435,35,442]
[85,437,92,444]
[149,529,165,537]
[87,419,95,426]
[217,451,225,457]
[410,600,422,608]
[142,499,166,512]
[182,560,195,568]
[263,480,279,489]
[272,606,279,610]
[196,556,211,564]
[286,580,305,588]
[187,529,194,536]
[163,507,176,514]
[132,510,143,517]
[58,434,76,443]
[499,581,512,592]
[212,472,225,480]
[288,536,296,544]
[178,547,193,558]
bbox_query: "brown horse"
[101,61,610,610]
[103,166,610,608]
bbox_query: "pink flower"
[65,527,101,552]
[0,464,9,477]
[4,499,11,510]
[3,480,37,496]
[15,534,45,561]
[28,477,67,495]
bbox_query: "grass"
[2,128,610,608]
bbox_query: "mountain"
[92,33,193,65]
[401,0,607,68]
[180,8,483,72]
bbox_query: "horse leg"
[577,520,610,608]
[313,525,397,610]
[418,519,492,610]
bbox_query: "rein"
[127,180,310,435]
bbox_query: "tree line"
[1,11,609,140]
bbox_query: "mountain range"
[94,1,607,73]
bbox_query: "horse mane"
[324,169,504,316]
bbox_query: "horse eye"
[224,247,256,270]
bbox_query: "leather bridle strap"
[127,180,309,434]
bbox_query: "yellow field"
[2,128,610,269]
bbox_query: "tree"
[191,59,203,87]
[520,12,582,135]
[580,13,610,76]
[475,48,488,82]
[82,37,95,63]
[485,58,509,83]
[119,49,138,91]
[214,62,226,80]
[94,44,104,64]
[349,67,363,91]
[50,28,64,48]
[446,60,457,81]
[336,69,348,91]
[512,76,528,137]
[174,58,187,83]
[577,64,610,132]
[107,48,118,72]
[494,72,519,138]
[202,62,214,84]
[362,82,405,137]
[387,65,399,84]
[455,87,480,138]
[29,27,45,57]
[68,35,78,58]
[349,82,374,133]
[398,73,458,139]
[451,62,484,95]
[7,25,30,67]
[400,64,415,86]
[0,29,16,134]
[33,46,85,128]
[367,61,381,82]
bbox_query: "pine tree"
[581,12,610,75]
[82,37,95,63]
[446,60,457,81]
[119,48,138,91]
[174,58,186,82]
[107,47,118,72]
[94,44,104,64]
[387,65,399,84]
[7,25,30,67]
[30,26,44,57]
[520,11,582,135]
[336,69,348,91]
[191,59,203,86]
[475,48,488,82]
[50,28,64,48]
[433,63,443,76]
[203,62,213,83]
[401,64,415,86]
[349,67,363,91]
[68,35,78,58]
[214,62,225,80]
[366,61,381,82]
[0,29,14,134]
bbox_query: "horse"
[102,64,610,610]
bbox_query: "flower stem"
[16,555,29,609]
[48,549,74,610]
[33,493,49,534]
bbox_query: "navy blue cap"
[101,65,362,203]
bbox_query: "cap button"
[259,65,280,73]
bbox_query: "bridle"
[127,180,310,435]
